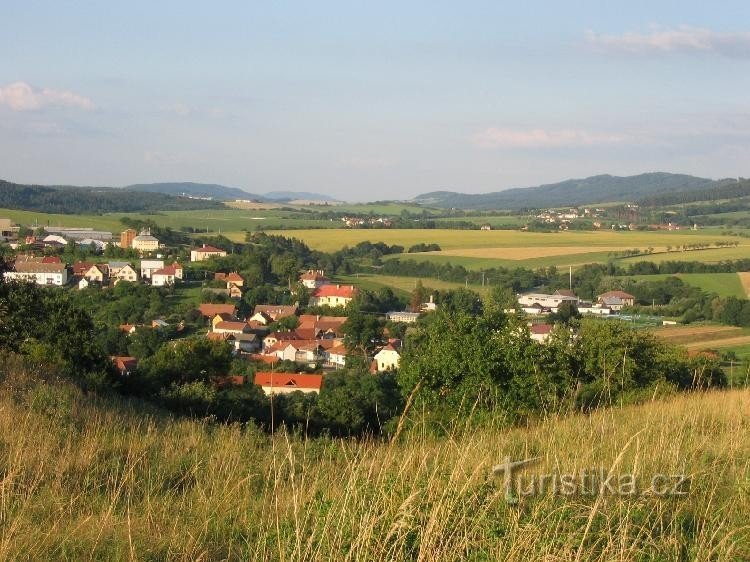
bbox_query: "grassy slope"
[1,362,748,560]
[623,272,747,298]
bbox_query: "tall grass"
[0,356,747,560]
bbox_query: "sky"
[2,1,750,201]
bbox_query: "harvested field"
[650,324,743,345]
[432,245,643,260]
[684,335,750,351]
[739,271,750,297]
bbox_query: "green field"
[0,207,341,236]
[334,273,490,297]
[623,272,747,298]
[266,228,740,253]
[621,245,750,264]
[382,250,621,270]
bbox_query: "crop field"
[334,273,490,297]
[649,324,750,357]
[738,272,750,297]
[623,273,747,298]
[266,228,740,253]
[621,245,750,264]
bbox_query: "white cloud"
[473,128,627,149]
[586,26,750,57]
[0,81,95,111]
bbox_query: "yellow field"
[622,245,750,264]
[264,228,741,253]
[432,245,644,259]
[739,272,750,297]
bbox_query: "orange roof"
[226,272,244,282]
[530,324,553,335]
[198,304,236,317]
[300,270,327,280]
[327,344,348,355]
[119,324,136,333]
[254,372,323,391]
[195,245,224,253]
[599,290,634,300]
[250,353,279,364]
[311,285,358,299]
[111,356,138,371]
[73,261,94,275]
[214,321,248,332]
[152,265,180,276]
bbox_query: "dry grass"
[650,325,743,345]
[0,361,748,560]
[431,245,638,260]
[738,272,750,298]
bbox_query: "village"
[0,216,646,399]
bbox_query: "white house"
[325,344,348,368]
[131,231,160,252]
[254,372,323,395]
[151,264,183,287]
[373,345,400,372]
[517,292,578,311]
[4,261,68,286]
[190,244,227,262]
[308,284,358,307]
[112,264,138,284]
[140,260,164,279]
[299,270,329,289]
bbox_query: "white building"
[4,262,69,286]
[140,260,164,279]
[190,244,227,262]
[373,345,400,372]
[517,293,578,311]
[131,231,160,252]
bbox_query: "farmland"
[266,228,740,253]
[623,273,747,298]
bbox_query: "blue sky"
[2,1,750,200]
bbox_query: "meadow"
[1,360,747,561]
[624,272,748,298]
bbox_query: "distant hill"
[125,182,261,201]
[0,180,224,215]
[413,173,721,210]
[263,191,337,202]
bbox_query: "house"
[207,331,260,353]
[77,278,89,290]
[140,260,164,279]
[215,271,245,288]
[111,356,138,376]
[112,263,138,284]
[308,284,358,307]
[297,315,348,337]
[530,324,554,343]
[480,224,492,231]
[597,291,635,310]
[213,321,251,335]
[83,264,107,283]
[517,292,578,311]
[42,234,68,246]
[131,230,160,252]
[252,304,298,322]
[3,261,69,286]
[325,344,349,368]
[151,264,182,287]
[190,244,227,262]
[0,218,20,238]
[151,319,169,329]
[197,303,237,319]
[119,324,137,335]
[372,345,400,372]
[386,311,421,323]
[254,372,323,395]
[299,270,329,289]
[72,261,94,278]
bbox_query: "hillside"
[0,180,224,214]
[125,182,261,201]
[413,172,720,209]
[264,190,337,202]
[1,359,747,560]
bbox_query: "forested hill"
[0,180,224,214]
[412,172,721,210]
[638,177,750,207]
[125,182,260,201]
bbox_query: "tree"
[342,308,383,362]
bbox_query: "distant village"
[0,216,643,395]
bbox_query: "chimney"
[336,284,340,289]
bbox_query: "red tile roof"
[195,245,225,253]
[198,304,237,318]
[530,324,553,335]
[254,372,323,391]
[598,290,635,300]
[214,321,249,332]
[311,285,358,298]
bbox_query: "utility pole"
[569,266,572,290]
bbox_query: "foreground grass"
[0,363,748,560]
